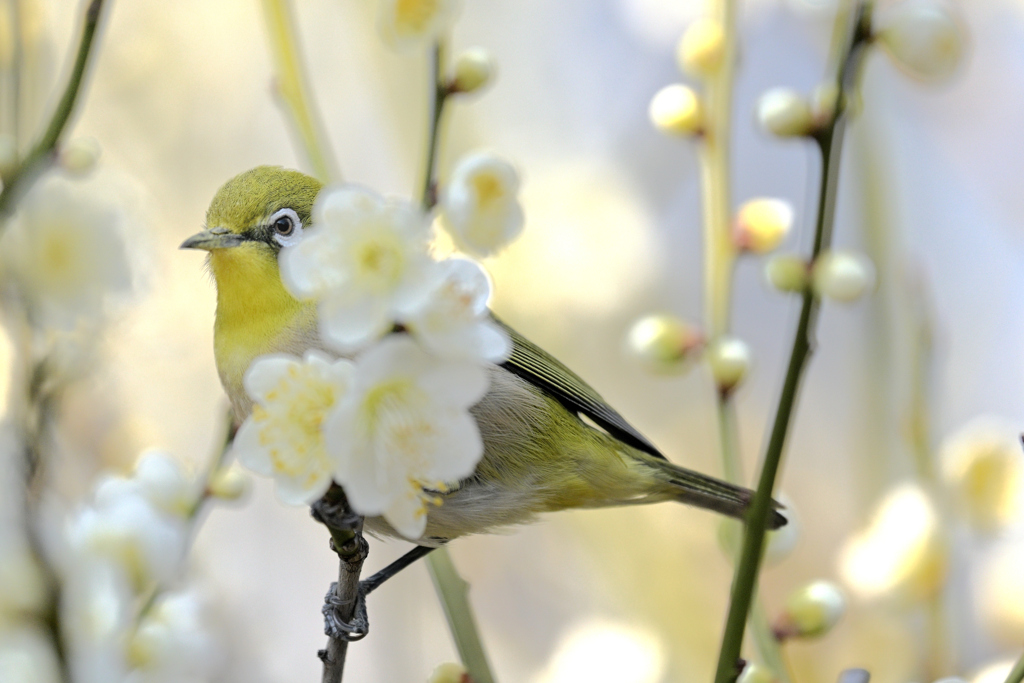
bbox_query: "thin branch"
[1003,652,1024,683]
[0,0,107,221]
[261,0,340,183]
[427,549,495,683]
[712,5,873,683]
[420,41,448,209]
[315,487,367,683]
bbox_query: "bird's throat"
[209,246,315,395]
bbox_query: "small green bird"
[181,165,783,546]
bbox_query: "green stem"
[261,0,340,182]
[427,549,496,683]
[712,6,872,683]
[1004,651,1024,683]
[0,0,106,221]
[420,41,448,210]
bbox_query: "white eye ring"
[270,208,303,247]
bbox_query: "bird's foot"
[322,581,369,642]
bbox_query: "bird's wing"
[493,316,667,460]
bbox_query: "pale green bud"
[428,662,468,683]
[707,336,751,391]
[208,464,252,502]
[649,84,704,136]
[765,254,809,293]
[626,314,703,375]
[59,137,101,175]
[452,47,494,94]
[757,88,814,138]
[677,19,725,78]
[812,250,875,303]
[738,662,778,683]
[877,1,966,83]
[775,580,846,639]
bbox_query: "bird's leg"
[361,545,437,596]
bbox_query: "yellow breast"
[209,244,318,415]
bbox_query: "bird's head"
[181,165,322,286]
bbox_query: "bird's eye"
[274,215,294,236]
[269,208,303,247]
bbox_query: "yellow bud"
[676,19,725,78]
[707,336,751,391]
[838,483,948,601]
[812,250,875,303]
[208,464,251,501]
[626,314,702,375]
[734,198,794,253]
[877,1,966,83]
[757,88,813,138]
[765,254,809,293]
[59,137,101,175]
[738,662,778,683]
[775,580,846,639]
[452,47,494,94]
[649,84,704,137]
[940,417,1023,531]
[428,662,468,683]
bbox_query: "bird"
[181,165,785,547]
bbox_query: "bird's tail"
[644,455,788,530]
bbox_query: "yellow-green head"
[181,166,323,410]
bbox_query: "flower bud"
[649,84,704,136]
[838,483,948,601]
[676,19,725,78]
[428,662,469,683]
[451,47,494,94]
[59,137,101,175]
[812,250,875,303]
[707,336,752,391]
[734,198,794,253]
[757,88,814,138]
[939,417,1023,531]
[738,662,777,683]
[626,314,703,375]
[774,580,846,639]
[208,464,252,502]
[876,1,966,83]
[765,254,809,293]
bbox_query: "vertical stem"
[700,0,738,339]
[261,0,340,182]
[420,41,448,210]
[712,6,872,683]
[1003,651,1024,683]
[427,549,496,683]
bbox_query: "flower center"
[395,0,440,33]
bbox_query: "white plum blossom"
[126,590,220,682]
[376,0,461,50]
[233,351,354,505]
[0,624,61,683]
[65,487,188,591]
[94,451,196,519]
[61,560,135,683]
[401,258,511,363]
[324,336,488,539]
[441,152,525,258]
[280,186,440,351]
[1,176,130,329]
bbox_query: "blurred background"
[2,0,1023,682]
